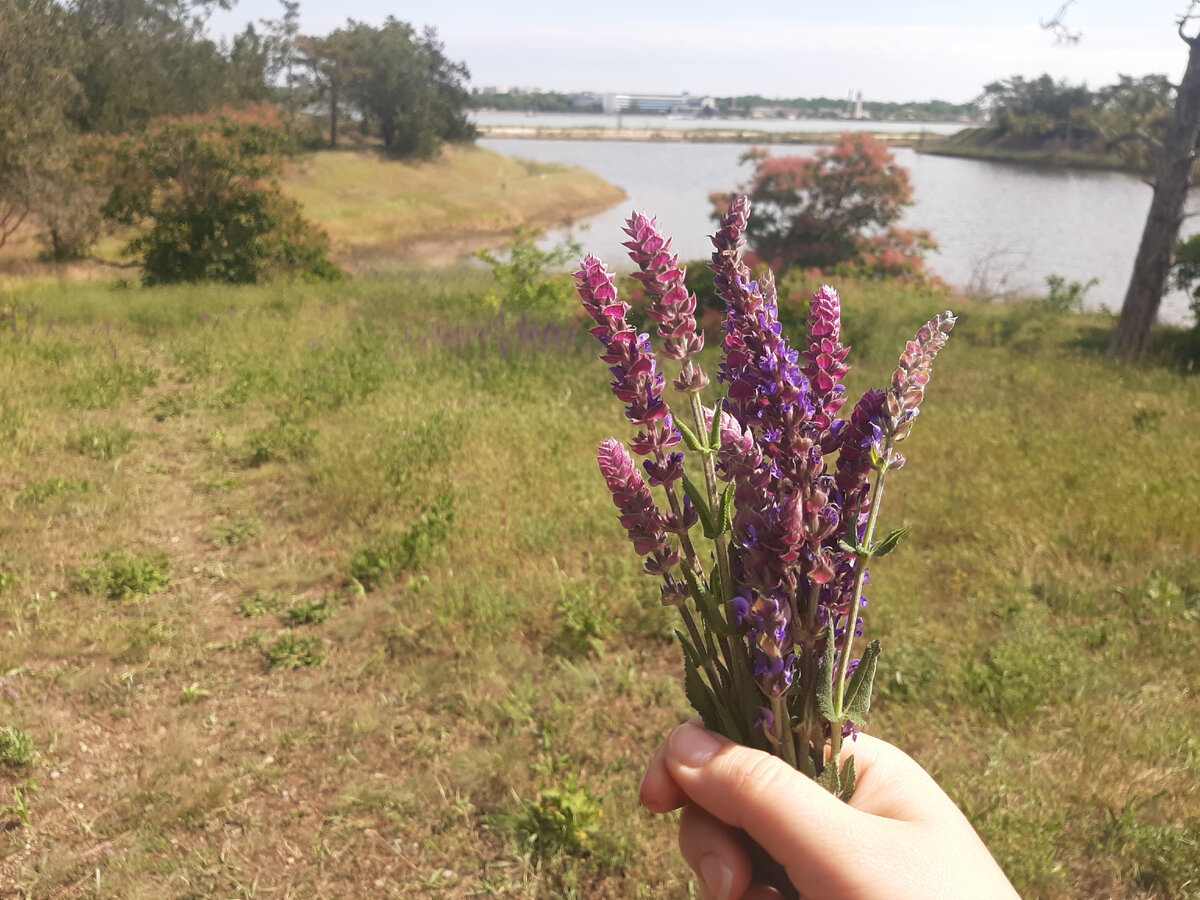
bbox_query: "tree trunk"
[329,77,339,149]
[1112,33,1200,360]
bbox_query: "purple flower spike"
[576,255,672,429]
[885,311,956,445]
[623,212,707,379]
[804,285,851,440]
[836,389,887,498]
[598,438,680,575]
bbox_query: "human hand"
[640,721,1020,900]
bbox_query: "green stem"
[772,694,797,768]
[683,391,749,708]
[835,453,890,716]
[687,392,733,604]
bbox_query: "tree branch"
[1041,0,1081,45]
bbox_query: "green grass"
[0,271,1196,897]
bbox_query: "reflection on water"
[478,137,1196,326]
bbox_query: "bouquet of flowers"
[577,196,954,799]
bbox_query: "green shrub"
[349,496,454,591]
[237,593,280,617]
[67,424,134,459]
[552,587,616,658]
[476,227,581,316]
[75,551,170,601]
[64,362,159,409]
[504,777,602,862]
[1043,273,1099,313]
[243,418,316,466]
[285,596,335,625]
[17,477,90,505]
[264,632,326,669]
[97,109,342,286]
[0,726,39,769]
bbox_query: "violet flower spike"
[884,311,957,449]
[623,212,707,390]
[803,284,851,444]
[597,438,680,577]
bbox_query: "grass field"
[0,270,1197,898]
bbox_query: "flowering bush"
[578,197,954,799]
[711,134,938,283]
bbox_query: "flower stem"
[687,393,733,603]
[685,392,748,706]
[835,452,890,715]
[772,694,797,767]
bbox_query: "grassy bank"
[280,144,626,269]
[921,126,1146,173]
[0,274,1197,897]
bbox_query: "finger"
[639,739,689,813]
[677,804,754,900]
[841,733,965,824]
[663,722,886,891]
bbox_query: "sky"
[205,0,1197,104]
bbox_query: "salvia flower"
[884,311,957,447]
[623,212,708,389]
[579,197,954,803]
[597,438,679,576]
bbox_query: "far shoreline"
[475,124,947,148]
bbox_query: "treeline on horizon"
[472,90,979,122]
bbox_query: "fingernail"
[699,852,733,900]
[669,722,722,767]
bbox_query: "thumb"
[663,722,884,889]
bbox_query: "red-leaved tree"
[711,133,936,283]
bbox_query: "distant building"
[601,92,689,114]
[568,92,601,108]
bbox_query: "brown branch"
[1105,129,1165,157]
[1041,0,1081,45]
[1180,1,1200,46]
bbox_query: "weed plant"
[0,726,38,769]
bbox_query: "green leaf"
[707,403,723,449]
[699,587,739,637]
[712,688,744,744]
[708,560,724,608]
[718,484,734,536]
[842,640,881,724]
[837,538,862,556]
[678,564,707,608]
[675,629,703,671]
[815,758,841,795]
[682,562,738,638]
[684,658,721,733]
[676,421,706,453]
[682,475,716,537]
[838,754,858,801]
[872,525,911,559]
[817,627,837,721]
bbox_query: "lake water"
[477,136,1197,326]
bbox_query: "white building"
[601,92,689,114]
